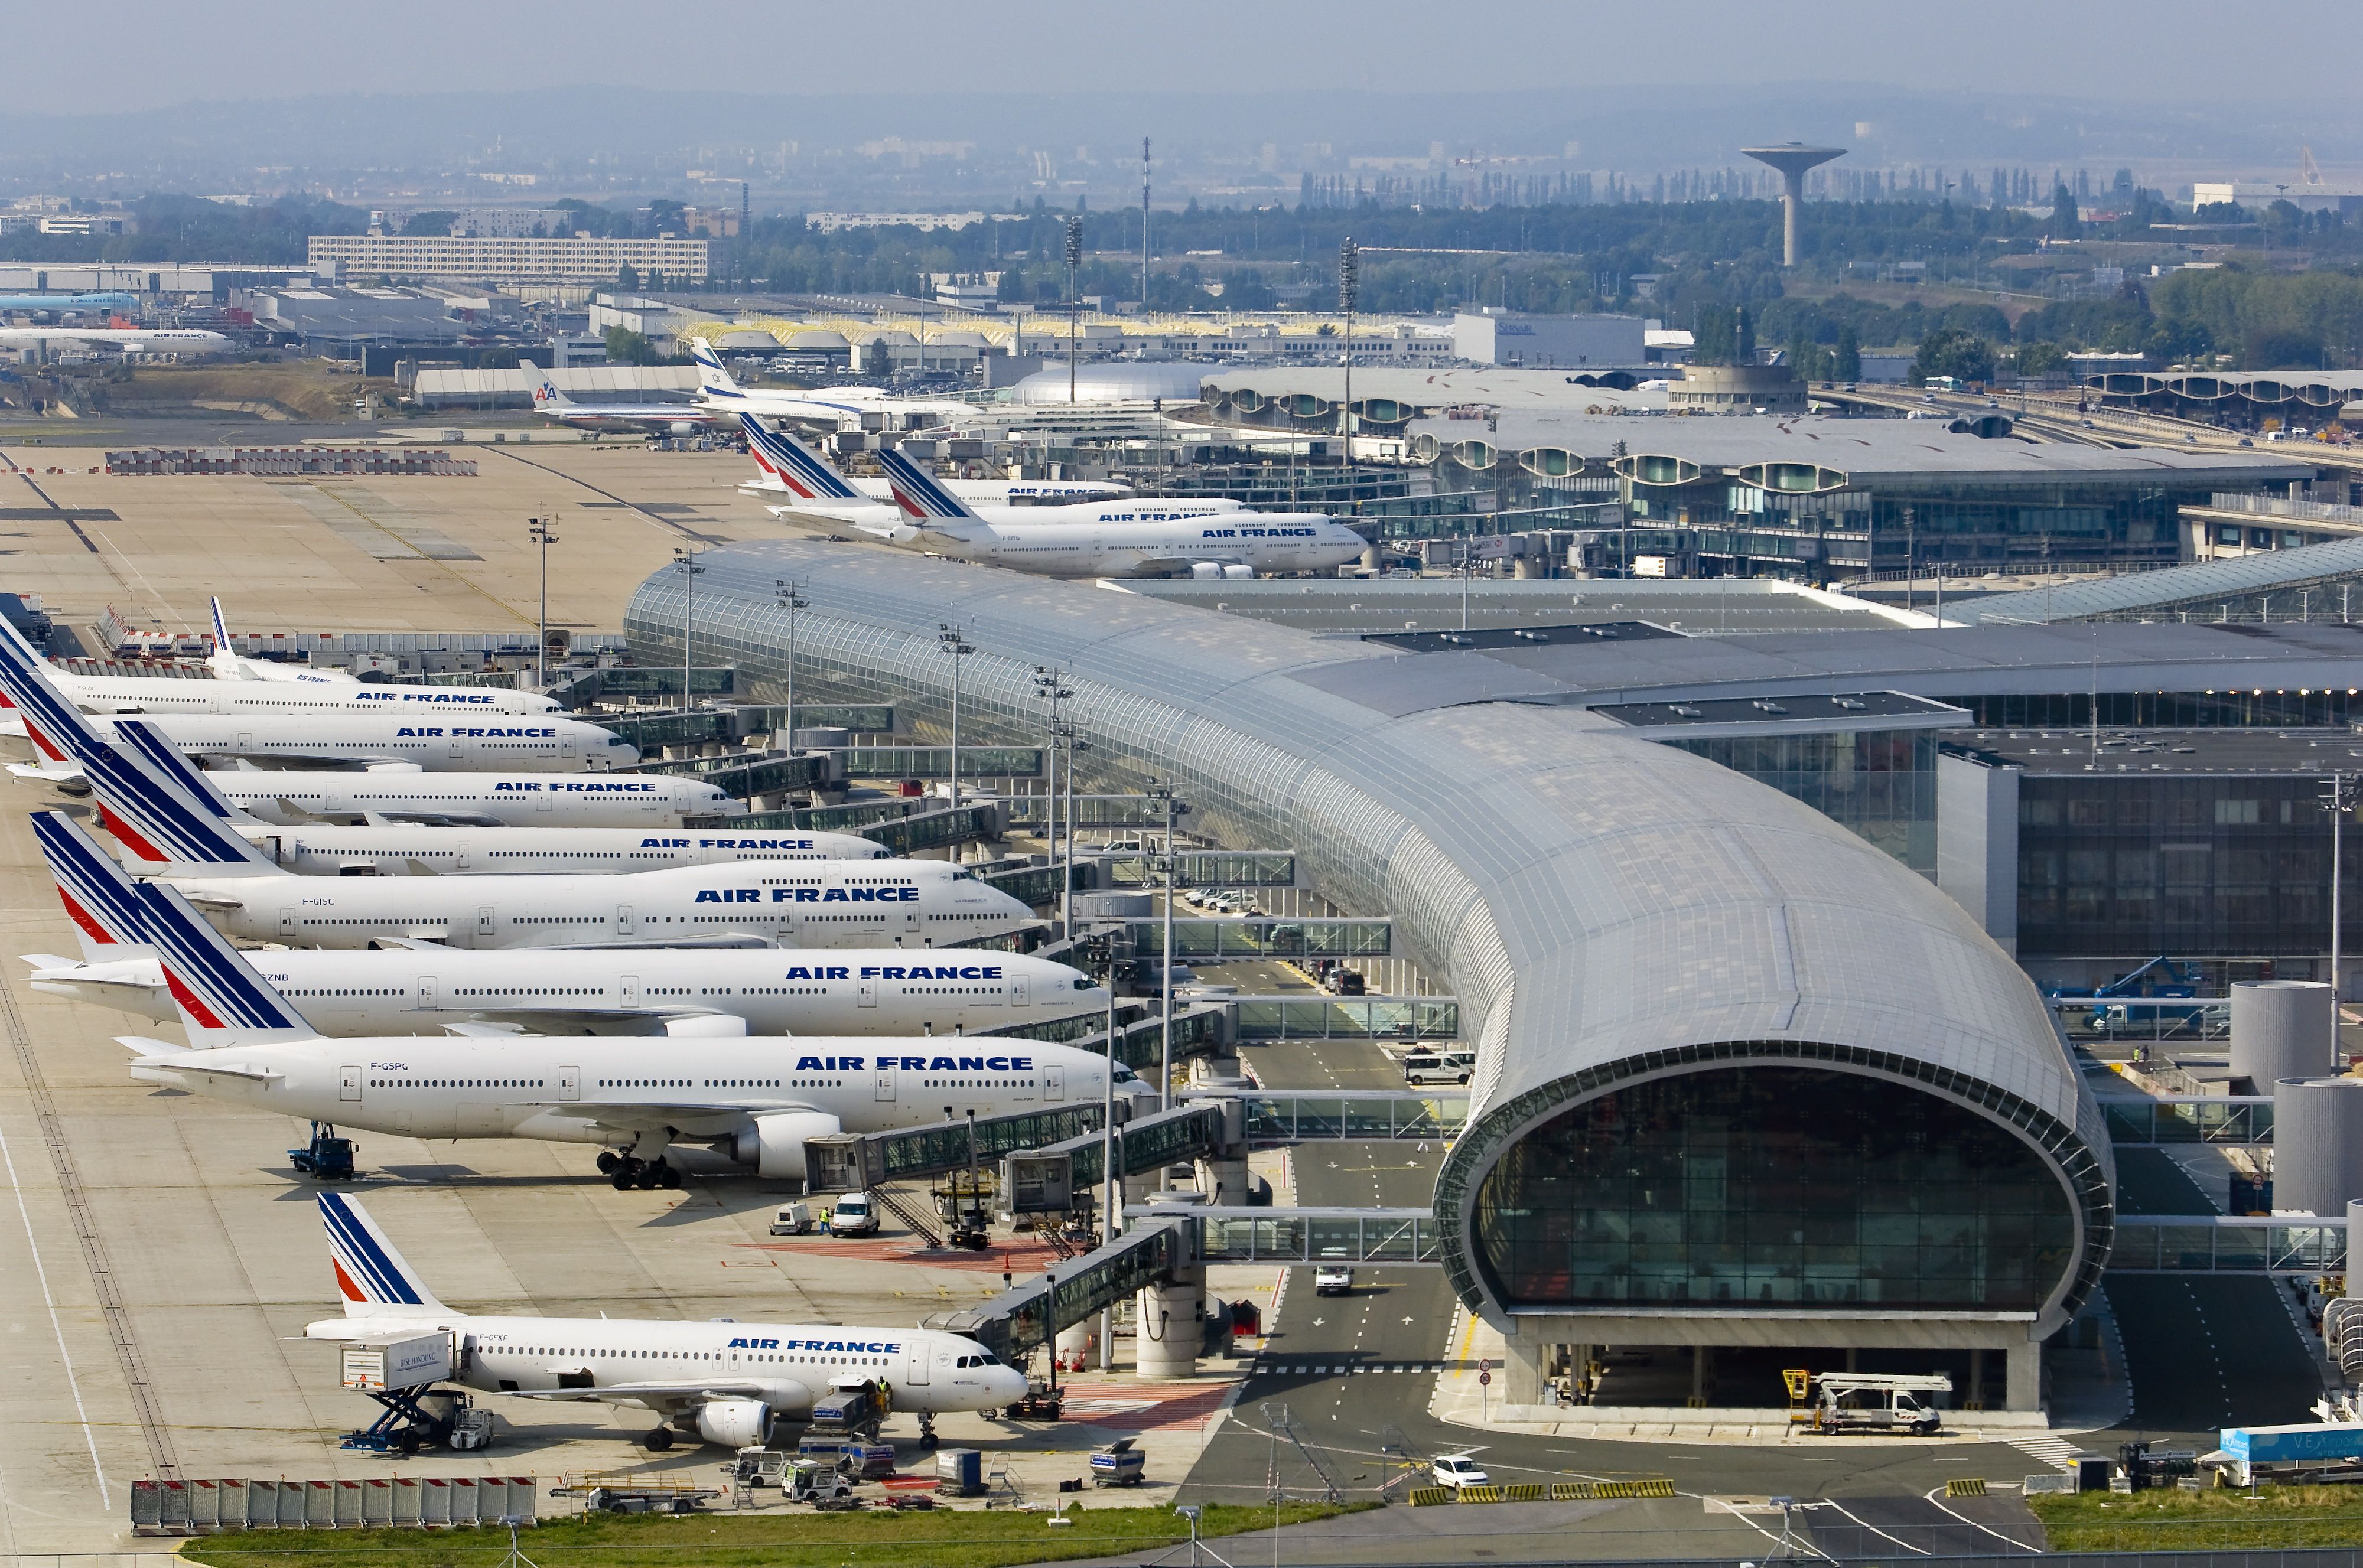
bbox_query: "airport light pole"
[1065,217,1083,406]
[1033,665,1074,930]
[2329,773,2360,1041]
[1338,237,1358,490]
[938,623,973,811]
[774,578,808,745]
[1061,728,1090,934]
[671,546,705,716]
[528,516,558,691]
[1145,778,1190,1109]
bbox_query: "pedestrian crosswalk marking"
[2012,1435,2080,1472]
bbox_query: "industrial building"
[1450,309,1646,367]
[306,233,710,285]
[626,542,2113,1411]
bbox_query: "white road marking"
[0,1123,107,1508]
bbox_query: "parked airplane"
[28,810,1108,1038]
[0,325,227,354]
[88,720,877,876]
[529,379,720,436]
[688,340,981,428]
[302,1192,1027,1449]
[737,414,1131,510]
[0,608,561,716]
[0,615,632,782]
[202,770,736,829]
[0,292,140,314]
[866,448,1369,579]
[122,880,1132,1186]
[204,597,361,686]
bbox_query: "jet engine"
[663,1015,749,1037]
[696,1399,773,1448]
[736,1109,842,1180]
[1187,562,1257,580]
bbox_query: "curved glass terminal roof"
[628,542,2113,1332]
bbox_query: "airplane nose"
[994,1365,1028,1402]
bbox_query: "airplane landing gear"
[642,1425,674,1452]
[918,1413,939,1449]
[597,1150,621,1175]
[610,1158,681,1191]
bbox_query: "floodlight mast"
[1742,144,1844,267]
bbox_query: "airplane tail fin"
[319,1194,449,1319]
[204,596,259,680]
[0,610,108,769]
[79,736,280,878]
[873,447,985,531]
[532,379,574,409]
[689,338,743,399]
[113,718,246,821]
[128,881,316,1047]
[738,414,864,502]
[30,810,151,960]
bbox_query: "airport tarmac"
[0,429,833,646]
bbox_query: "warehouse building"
[307,233,709,285]
[626,543,2113,1411]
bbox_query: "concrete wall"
[1936,751,2020,956]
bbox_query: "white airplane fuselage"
[32,944,1105,1035]
[307,1307,1026,1422]
[28,710,636,772]
[174,859,1037,950]
[875,512,1369,579]
[28,667,560,718]
[133,1032,1135,1159]
[206,822,884,877]
[214,772,740,828]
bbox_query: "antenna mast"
[1140,138,1151,309]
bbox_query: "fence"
[130,1476,536,1535]
[103,448,476,477]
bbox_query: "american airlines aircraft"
[867,448,1370,580]
[304,1193,1027,1449]
[90,720,875,876]
[529,379,721,436]
[29,811,1108,1039]
[688,340,982,428]
[737,413,1131,510]
[0,611,562,716]
[122,880,1136,1188]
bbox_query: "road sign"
[1479,1371,1492,1386]
[1479,1358,1491,1371]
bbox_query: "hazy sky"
[11,0,2360,115]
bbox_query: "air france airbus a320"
[862,447,1368,580]
[305,1192,1026,1449]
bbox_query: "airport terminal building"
[628,545,2114,1410]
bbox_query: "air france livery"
[0,607,561,717]
[0,622,633,781]
[688,340,984,429]
[86,719,875,877]
[164,829,1036,951]
[736,412,1133,512]
[120,881,1141,1194]
[865,448,1368,580]
[29,810,1102,1035]
[213,772,738,829]
[304,1193,1027,1450]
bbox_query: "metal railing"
[923,1214,1196,1360]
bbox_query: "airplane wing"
[516,1376,803,1411]
[124,1050,284,1084]
[457,1005,739,1036]
[547,933,773,951]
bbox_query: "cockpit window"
[949,870,972,881]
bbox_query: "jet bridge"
[923,1214,1200,1363]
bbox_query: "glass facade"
[1959,690,2363,729]
[1665,731,1936,878]
[2017,775,2358,963]
[1470,1066,2075,1311]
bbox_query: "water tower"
[1743,144,1844,266]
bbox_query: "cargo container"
[341,1332,453,1392]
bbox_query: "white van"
[769,1202,814,1236]
[825,1192,880,1237]
[1404,1048,1477,1086]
